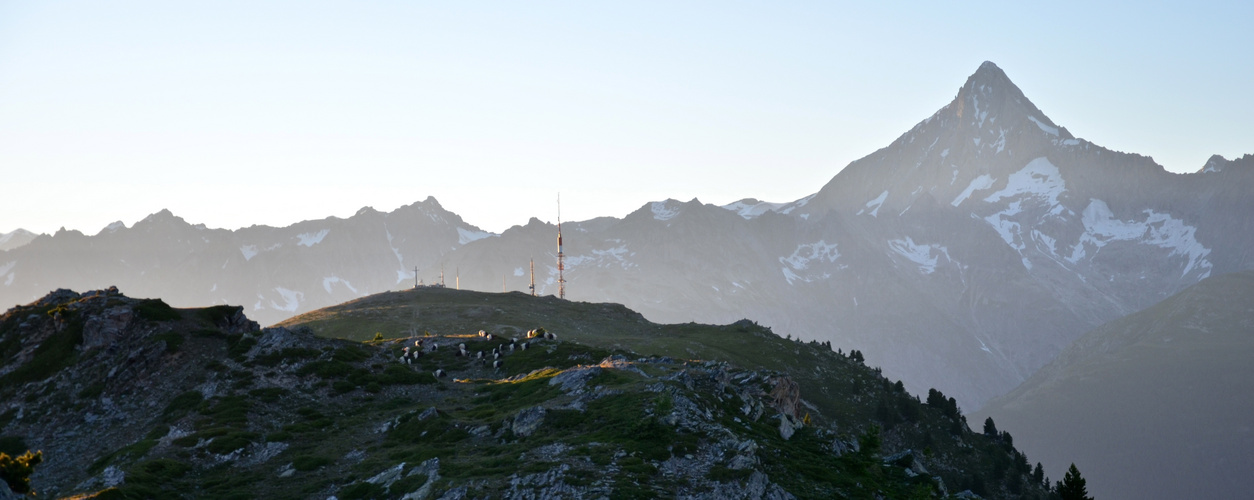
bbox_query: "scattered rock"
[511,406,546,437]
[549,366,601,395]
[366,462,407,488]
[102,465,126,487]
[81,306,135,349]
[777,413,802,440]
[435,486,467,500]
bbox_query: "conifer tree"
[983,416,998,436]
[1056,463,1094,500]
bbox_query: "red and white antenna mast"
[557,194,566,300]
[529,258,536,297]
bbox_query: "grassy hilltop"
[0,286,1057,499]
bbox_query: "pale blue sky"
[1,1,1250,235]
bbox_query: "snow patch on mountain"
[297,229,330,247]
[240,245,259,261]
[888,237,951,274]
[779,241,840,284]
[983,157,1065,211]
[269,287,304,313]
[858,191,889,217]
[651,201,681,221]
[952,175,996,207]
[984,204,1028,255]
[0,261,14,286]
[457,227,494,245]
[722,199,786,219]
[565,245,634,270]
[384,226,404,266]
[322,276,359,295]
[104,221,126,233]
[1027,116,1059,136]
[1076,199,1213,278]
[779,193,817,215]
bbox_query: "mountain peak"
[946,61,1070,140]
[967,61,1011,87]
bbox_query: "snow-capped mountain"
[0,197,493,326]
[2,62,1249,409]
[427,62,1254,408]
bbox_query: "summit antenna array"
[557,195,566,300]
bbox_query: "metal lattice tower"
[557,195,566,300]
[529,258,536,297]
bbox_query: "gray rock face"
[81,306,135,349]
[511,406,546,437]
[548,366,601,394]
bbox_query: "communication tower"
[529,259,536,297]
[557,195,566,300]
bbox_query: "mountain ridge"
[2,61,1251,412]
[975,270,1254,500]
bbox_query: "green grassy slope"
[0,287,1058,499]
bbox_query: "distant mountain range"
[0,229,37,252]
[0,197,492,326]
[2,61,1250,411]
[975,270,1254,500]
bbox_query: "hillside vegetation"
[1,287,1058,498]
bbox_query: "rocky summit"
[2,287,1054,499]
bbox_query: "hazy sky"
[2,1,1250,235]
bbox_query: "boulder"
[511,406,546,437]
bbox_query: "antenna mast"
[439,266,445,288]
[456,268,460,290]
[529,258,536,297]
[413,266,419,289]
[557,194,566,300]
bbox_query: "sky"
[1,1,1251,236]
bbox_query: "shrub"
[0,450,43,494]
[292,455,332,471]
[162,391,204,421]
[134,299,181,322]
[152,331,184,353]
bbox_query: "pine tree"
[1033,462,1045,486]
[1056,463,1094,500]
[983,416,998,436]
